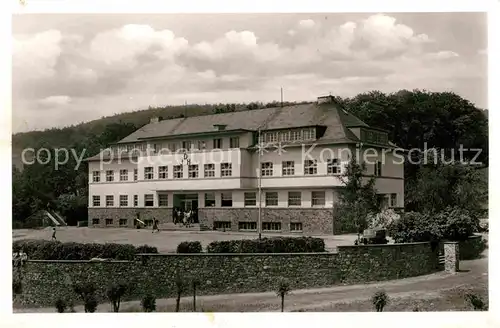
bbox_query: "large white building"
[86,96,404,234]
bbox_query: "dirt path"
[14,253,487,313]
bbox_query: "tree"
[372,291,389,312]
[73,282,98,313]
[336,157,381,236]
[276,279,291,312]
[106,282,129,312]
[175,274,185,312]
[141,294,157,312]
[191,278,200,312]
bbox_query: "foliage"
[372,291,389,312]
[55,298,67,313]
[336,158,381,234]
[175,274,186,313]
[73,281,98,313]
[13,277,22,295]
[135,245,159,254]
[141,294,157,312]
[464,292,488,311]
[368,209,400,229]
[206,237,325,253]
[176,241,203,253]
[387,207,478,243]
[191,278,200,312]
[276,279,292,312]
[106,283,130,312]
[12,239,157,260]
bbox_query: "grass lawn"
[12,227,358,253]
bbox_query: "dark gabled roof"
[116,102,366,144]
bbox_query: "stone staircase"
[158,222,211,232]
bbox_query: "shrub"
[464,292,488,311]
[106,283,129,312]
[372,291,389,312]
[387,208,479,243]
[12,278,22,295]
[368,209,400,229]
[136,245,159,254]
[141,294,156,312]
[73,281,98,312]
[206,237,325,253]
[84,295,98,313]
[12,239,157,260]
[276,279,292,312]
[55,298,67,313]
[177,241,203,253]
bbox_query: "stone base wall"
[88,208,173,228]
[14,242,441,308]
[199,208,334,234]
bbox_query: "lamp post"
[258,128,262,240]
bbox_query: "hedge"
[12,239,158,260]
[206,237,325,253]
[176,241,203,253]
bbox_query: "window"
[182,141,190,150]
[311,191,325,206]
[106,218,113,226]
[158,194,168,207]
[214,221,231,230]
[304,160,317,175]
[134,169,138,181]
[244,192,257,206]
[282,161,295,176]
[204,164,215,177]
[120,169,128,181]
[230,137,240,148]
[213,138,222,149]
[221,163,232,177]
[290,130,301,141]
[288,192,301,206]
[105,195,114,207]
[169,143,178,152]
[266,132,278,143]
[279,130,290,142]
[238,221,257,231]
[375,161,382,176]
[119,219,127,226]
[188,165,199,178]
[327,158,341,175]
[265,192,278,206]
[144,167,154,180]
[262,222,281,231]
[92,195,100,207]
[106,170,114,182]
[92,171,100,182]
[261,162,273,176]
[303,128,315,140]
[134,195,138,207]
[145,219,154,227]
[144,194,154,207]
[221,192,232,207]
[204,193,215,207]
[159,166,168,179]
[390,193,397,207]
[119,195,128,207]
[198,140,206,150]
[92,218,100,225]
[290,222,303,232]
[173,165,183,179]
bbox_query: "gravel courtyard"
[12,227,358,253]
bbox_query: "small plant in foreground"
[276,279,292,312]
[106,282,129,312]
[192,278,200,312]
[465,292,488,311]
[175,275,186,312]
[55,298,67,313]
[73,281,98,313]
[141,294,156,312]
[372,291,389,312]
[84,295,98,313]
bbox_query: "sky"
[12,13,488,133]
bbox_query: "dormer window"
[213,124,227,131]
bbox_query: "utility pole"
[258,127,262,240]
[280,87,283,107]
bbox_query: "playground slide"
[44,211,61,226]
[51,211,67,226]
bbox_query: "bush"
[136,245,159,254]
[206,237,325,253]
[387,208,478,243]
[372,291,389,312]
[107,283,129,312]
[177,241,203,253]
[12,239,157,260]
[13,278,22,295]
[55,298,67,313]
[141,294,156,312]
[84,295,98,313]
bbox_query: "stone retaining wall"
[14,242,440,308]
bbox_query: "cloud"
[39,95,72,106]
[298,19,315,29]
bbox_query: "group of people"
[173,208,196,227]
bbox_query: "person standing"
[51,227,57,241]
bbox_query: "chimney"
[317,95,335,104]
[150,116,160,124]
